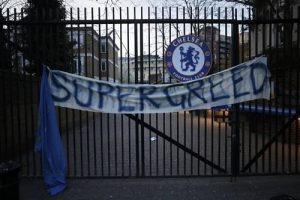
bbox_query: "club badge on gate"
[165,35,212,82]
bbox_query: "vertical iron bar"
[296,6,300,173]
[275,5,279,173]
[162,7,166,176]
[231,12,240,178]
[247,7,252,174]
[140,7,145,177]
[98,7,104,176]
[76,8,84,177]
[12,8,17,163]
[169,6,173,176]
[241,8,245,170]
[56,7,63,177]
[105,7,111,177]
[254,7,259,174]
[21,8,29,175]
[32,8,38,176]
[210,7,216,174]
[127,7,132,176]
[268,8,272,174]
[91,7,97,176]
[112,7,118,177]
[0,8,5,162]
[134,7,140,177]
[148,7,151,85]
[288,7,293,173]
[210,7,214,175]
[262,8,266,173]
[13,9,21,164]
[197,6,201,175]
[217,7,221,169]
[148,6,152,176]
[204,7,207,175]
[7,8,15,164]
[0,74,7,162]
[84,7,90,177]
[0,9,7,162]
[183,6,187,176]
[32,9,41,175]
[176,6,180,176]
[190,7,194,175]
[26,8,34,176]
[224,7,228,173]
[155,7,159,176]
[225,122,228,172]
[70,7,77,177]
[120,7,125,176]
[281,7,286,174]
[63,7,70,176]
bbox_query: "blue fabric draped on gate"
[35,66,67,196]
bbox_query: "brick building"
[68,27,120,82]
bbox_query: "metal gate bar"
[126,114,227,174]
[242,113,299,172]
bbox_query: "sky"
[64,0,247,19]
[65,0,150,10]
[65,0,241,9]
[62,0,249,57]
[3,0,248,57]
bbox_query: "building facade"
[67,27,120,82]
[199,26,231,72]
[122,55,167,84]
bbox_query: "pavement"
[20,175,300,200]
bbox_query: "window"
[101,43,107,53]
[69,31,84,48]
[74,56,85,75]
[101,60,107,72]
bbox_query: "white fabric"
[49,56,271,114]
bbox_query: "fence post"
[134,20,140,177]
[231,20,240,179]
[140,19,145,177]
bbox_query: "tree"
[22,0,74,74]
[225,0,298,20]
[240,0,297,63]
[148,0,220,49]
[0,0,26,70]
[0,13,12,70]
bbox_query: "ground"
[20,175,300,200]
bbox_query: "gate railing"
[0,6,299,177]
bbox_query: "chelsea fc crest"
[165,35,212,82]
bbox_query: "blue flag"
[35,66,67,196]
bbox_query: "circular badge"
[165,35,212,82]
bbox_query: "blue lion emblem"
[179,46,200,71]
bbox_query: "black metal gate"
[0,6,299,178]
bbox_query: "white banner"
[49,57,271,114]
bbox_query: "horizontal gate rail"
[1,18,299,26]
[126,114,227,174]
[241,112,299,173]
